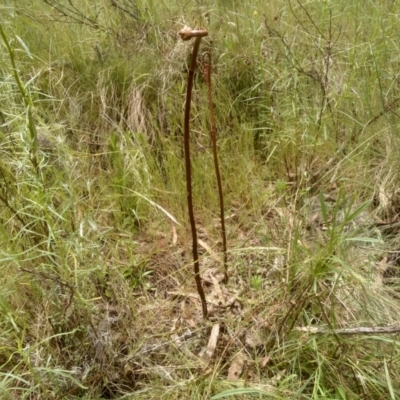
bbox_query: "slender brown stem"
[179,27,208,318]
[202,52,228,284]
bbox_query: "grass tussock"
[1,0,400,399]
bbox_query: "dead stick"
[179,27,208,318]
[202,51,228,284]
[295,325,400,335]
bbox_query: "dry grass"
[2,0,400,399]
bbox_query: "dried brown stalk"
[179,26,209,318]
[202,51,228,283]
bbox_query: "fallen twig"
[296,325,400,335]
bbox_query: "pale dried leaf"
[204,323,220,360]
[227,352,245,381]
[261,356,271,367]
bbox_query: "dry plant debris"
[227,352,245,381]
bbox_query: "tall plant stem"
[0,25,39,172]
[202,52,228,284]
[179,27,209,318]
